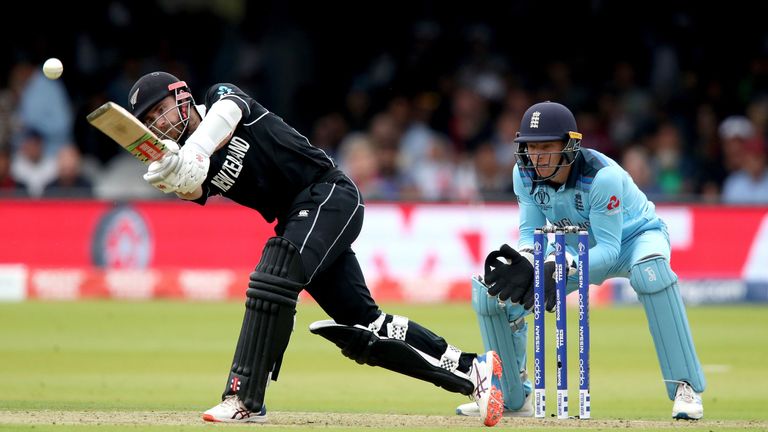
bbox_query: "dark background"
[3,0,768,202]
[6,1,766,127]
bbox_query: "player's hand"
[173,145,210,194]
[143,139,209,194]
[144,139,181,193]
[484,244,535,308]
[542,260,557,312]
[541,253,577,312]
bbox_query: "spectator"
[15,63,74,158]
[336,133,383,199]
[0,145,26,197]
[42,145,94,198]
[648,121,696,199]
[368,113,416,199]
[448,83,494,154]
[10,128,57,197]
[722,138,768,204]
[718,115,755,173]
[399,92,443,174]
[469,142,510,201]
[409,134,457,201]
[309,112,348,158]
[693,104,723,201]
[622,145,660,198]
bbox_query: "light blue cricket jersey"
[513,148,662,278]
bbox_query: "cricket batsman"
[456,101,706,420]
[127,71,506,426]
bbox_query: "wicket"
[533,225,590,419]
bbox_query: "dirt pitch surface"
[2,410,767,429]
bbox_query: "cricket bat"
[86,102,168,165]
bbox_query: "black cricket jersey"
[187,86,460,371]
[192,83,337,222]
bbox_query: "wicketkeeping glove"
[541,253,578,312]
[483,244,535,308]
[541,260,557,312]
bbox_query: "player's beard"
[150,106,188,142]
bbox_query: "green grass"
[0,301,766,430]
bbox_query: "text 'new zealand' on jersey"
[192,83,336,222]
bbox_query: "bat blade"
[87,102,167,165]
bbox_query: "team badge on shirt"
[575,193,584,211]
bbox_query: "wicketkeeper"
[457,101,706,420]
[127,71,505,426]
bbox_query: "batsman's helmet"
[128,71,192,119]
[128,71,194,142]
[514,101,582,178]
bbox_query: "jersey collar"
[194,104,207,118]
[564,149,585,189]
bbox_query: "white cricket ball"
[43,58,63,80]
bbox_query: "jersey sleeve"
[588,166,624,274]
[513,165,547,250]
[203,83,252,117]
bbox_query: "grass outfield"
[0,301,766,431]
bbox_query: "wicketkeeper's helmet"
[514,101,582,178]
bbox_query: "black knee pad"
[224,237,306,411]
[248,237,306,298]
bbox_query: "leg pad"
[310,319,474,395]
[631,255,706,399]
[223,237,305,411]
[471,276,528,409]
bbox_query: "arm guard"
[185,98,243,156]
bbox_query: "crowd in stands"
[1,2,767,204]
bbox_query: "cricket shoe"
[468,351,504,427]
[672,381,703,420]
[456,391,533,418]
[202,395,268,423]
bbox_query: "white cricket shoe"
[456,391,533,418]
[202,395,268,423]
[468,351,504,427]
[672,381,703,420]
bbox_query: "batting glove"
[144,139,210,194]
[144,139,182,193]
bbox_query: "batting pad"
[471,277,528,410]
[224,237,304,412]
[630,256,706,399]
[309,320,474,395]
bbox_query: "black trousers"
[274,175,470,372]
[276,176,379,326]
